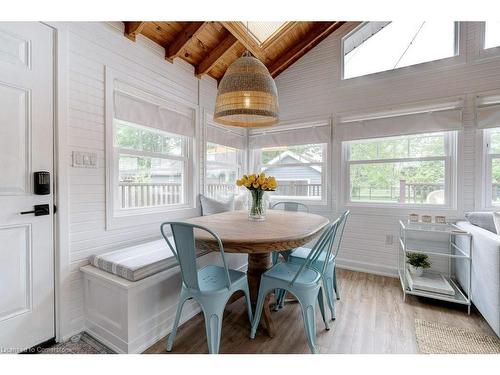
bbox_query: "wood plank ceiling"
[123,21,345,80]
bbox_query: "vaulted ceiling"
[123,21,345,80]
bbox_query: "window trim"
[253,143,329,206]
[340,21,463,82]
[105,68,199,230]
[341,131,457,210]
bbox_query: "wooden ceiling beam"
[268,21,345,78]
[166,22,207,60]
[124,22,146,41]
[195,34,239,77]
[220,21,267,62]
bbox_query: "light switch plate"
[73,151,98,168]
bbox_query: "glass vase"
[248,189,267,221]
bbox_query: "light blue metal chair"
[161,222,253,354]
[288,210,350,321]
[271,201,310,310]
[250,219,340,354]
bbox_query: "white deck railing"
[118,182,324,208]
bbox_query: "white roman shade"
[114,91,195,138]
[476,94,500,129]
[336,108,463,141]
[206,122,247,149]
[249,122,331,149]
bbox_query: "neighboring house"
[120,158,182,184]
[262,150,322,197]
[262,150,321,185]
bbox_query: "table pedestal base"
[247,253,275,337]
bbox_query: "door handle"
[20,204,50,216]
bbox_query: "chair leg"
[272,252,281,311]
[324,276,336,321]
[333,266,340,300]
[250,280,271,339]
[271,252,279,265]
[274,251,292,311]
[317,287,330,331]
[242,284,253,325]
[277,289,287,309]
[203,306,225,354]
[166,289,188,352]
[295,290,319,354]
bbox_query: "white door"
[0,22,54,352]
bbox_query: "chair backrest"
[271,201,309,213]
[289,218,340,286]
[331,210,350,260]
[160,222,232,291]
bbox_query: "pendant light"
[214,23,279,128]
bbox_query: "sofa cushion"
[465,212,497,234]
[89,238,210,282]
[199,194,234,216]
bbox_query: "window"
[343,21,458,79]
[255,143,326,201]
[485,128,500,206]
[484,22,500,50]
[114,120,190,210]
[206,142,244,198]
[345,132,454,205]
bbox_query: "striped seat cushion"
[89,238,209,282]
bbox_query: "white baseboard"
[336,258,398,278]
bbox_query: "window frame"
[340,21,463,82]
[105,68,199,230]
[253,143,329,206]
[113,120,192,214]
[341,131,457,209]
[204,141,245,198]
[483,128,500,209]
[479,21,500,60]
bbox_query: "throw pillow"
[233,192,247,210]
[199,194,234,216]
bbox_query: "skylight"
[244,22,287,45]
[343,21,457,79]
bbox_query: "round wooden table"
[185,210,329,337]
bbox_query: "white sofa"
[455,221,500,337]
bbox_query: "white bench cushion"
[89,238,209,282]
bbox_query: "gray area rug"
[40,332,114,354]
[415,319,500,354]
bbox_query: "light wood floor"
[144,269,495,354]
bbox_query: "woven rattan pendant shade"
[214,54,279,127]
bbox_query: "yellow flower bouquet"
[236,173,278,221]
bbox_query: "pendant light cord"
[244,21,250,57]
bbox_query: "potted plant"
[406,252,431,277]
[236,173,277,221]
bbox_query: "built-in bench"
[81,238,247,353]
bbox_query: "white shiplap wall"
[57,22,219,339]
[56,21,500,340]
[275,22,500,276]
